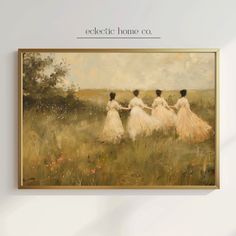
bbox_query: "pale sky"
[41,52,215,90]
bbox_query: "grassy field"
[23,89,216,186]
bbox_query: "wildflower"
[57,156,64,163]
[51,161,56,165]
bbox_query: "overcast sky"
[42,52,215,90]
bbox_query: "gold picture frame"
[18,48,220,189]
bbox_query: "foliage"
[22,53,83,111]
[23,52,68,99]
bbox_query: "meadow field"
[23,89,216,187]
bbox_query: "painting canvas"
[18,49,219,189]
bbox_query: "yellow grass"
[23,90,216,186]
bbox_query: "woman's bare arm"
[141,100,152,110]
[143,105,152,110]
[169,105,176,109]
[121,106,130,110]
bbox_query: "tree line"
[23,53,80,111]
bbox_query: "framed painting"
[18,49,219,189]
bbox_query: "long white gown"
[174,97,212,143]
[100,100,125,144]
[127,97,160,141]
[152,97,176,130]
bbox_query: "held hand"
[166,106,173,111]
[145,106,152,110]
[122,107,130,111]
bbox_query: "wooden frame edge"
[18,48,220,190]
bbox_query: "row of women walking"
[100,89,212,144]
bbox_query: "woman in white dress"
[100,92,129,144]
[127,90,160,141]
[172,89,212,143]
[152,89,176,131]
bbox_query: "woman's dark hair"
[156,89,162,96]
[109,92,116,101]
[180,89,187,97]
[133,89,139,97]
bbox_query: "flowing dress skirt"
[100,109,124,144]
[176,107,212,143]
[127,107,160,141]
[152,106,176,130]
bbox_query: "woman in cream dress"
[172,89,212,143]
[127,90,161,141]
[152,90,176,131]
[100,92,129,144]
